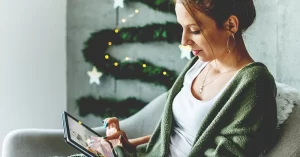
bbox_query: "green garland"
[77,96,147,118]
[82,22,182,88]
[127,0,175,14]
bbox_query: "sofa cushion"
[266,82,300,157]
[276,82,300,127]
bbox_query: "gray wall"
[67,0,300,127]
[244,0,300,87]
[0,0,67,154]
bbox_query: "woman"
[101,0,278,156]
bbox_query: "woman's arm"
[129,135,151,147]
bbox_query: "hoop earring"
[227,33,236,53]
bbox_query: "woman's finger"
[103,117,120,130]
[107,122,117,130]
[104,130,126,141]
[87,147,98,155]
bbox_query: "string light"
[114,62,119,66]
[125,57,130,61]
[142,64,147,68]
[119,9,140,24]
[108,42,112,46]
[114,29,119,33]
[128,14,134,18]
[105,55,109,59]
[163,71,167,75]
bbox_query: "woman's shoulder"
[230,62,277,97]
[235,62,275,84]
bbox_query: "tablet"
[62,111,116,157]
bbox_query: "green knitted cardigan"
[114,57,278,157]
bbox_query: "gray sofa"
[2,92,300,157]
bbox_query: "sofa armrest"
[113,92,167,139]
[2,129,77,157]
[92,92,167,139]
[2,92,167,157]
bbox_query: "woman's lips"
[192,50,202,56]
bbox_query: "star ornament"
[179,44,192,60]
[87,66,103,85]
[113,0,124,8]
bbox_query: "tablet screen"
[63,112,115,157]
[67,116,99,148]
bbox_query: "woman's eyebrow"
[177,21,199,27]
[186,24,198,27]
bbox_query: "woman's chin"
[196,56,210,62]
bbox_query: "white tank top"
[169,60,235,157]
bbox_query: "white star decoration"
[87,66,103,85]
[114,0,124,8]
[179,44,192,60]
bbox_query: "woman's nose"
[181,33,193,46]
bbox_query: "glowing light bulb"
[114,62,119,66]
[108,42,112,46]
[135,9,139,13]
[142,64,147,68]
[163,71,167,75]
[121,19,126,23]
[105,55,109,59]
[114,29,119,33]
[125,57,130,60]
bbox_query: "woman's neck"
[209,37,253,73]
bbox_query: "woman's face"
[175,3,230,62]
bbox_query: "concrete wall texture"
[0,0,67,154]
[67,0,300,127]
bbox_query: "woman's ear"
[225,15,239,33]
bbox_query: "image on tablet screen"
[67,116,99,148]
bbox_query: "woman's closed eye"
[190,30,200,35]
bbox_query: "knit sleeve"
[202,71,278,157]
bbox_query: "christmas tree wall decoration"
[82,23,182,88]
[77,0,190,118]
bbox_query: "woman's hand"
[103,117,136,152]
[87,146,102,156]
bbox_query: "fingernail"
[103,136,107,139]
[102,121,107,128]
[104,123,108,128]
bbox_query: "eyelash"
[191,30,200,35]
